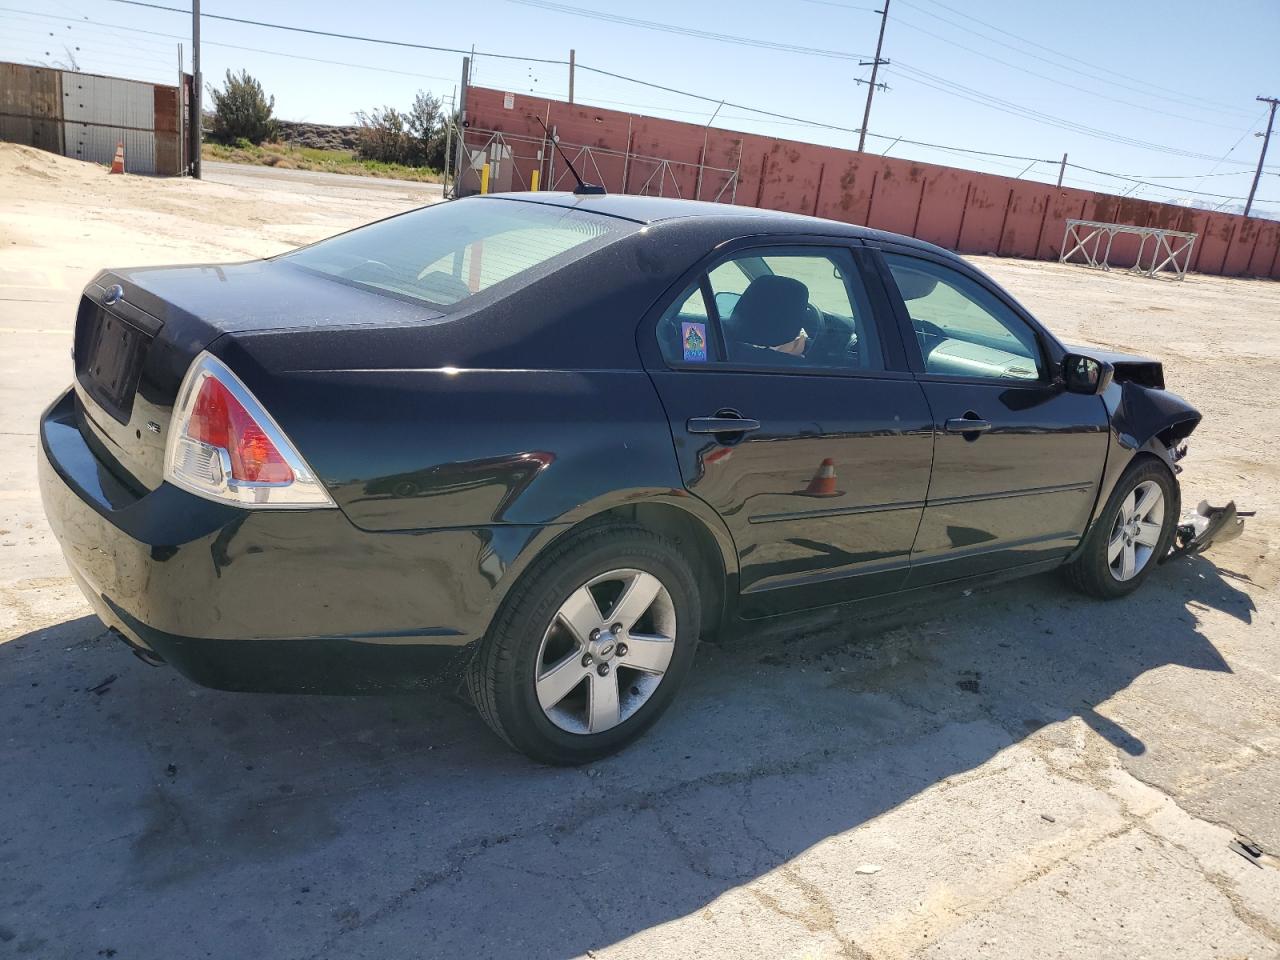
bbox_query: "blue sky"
[4,0,1278,212]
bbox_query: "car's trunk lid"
[72,260,443,494]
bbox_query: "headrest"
[892,266,939,301]
[727,275,809,347]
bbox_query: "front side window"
[883,253,1043,381]
[658,248,884,372]
[285,197,636,309]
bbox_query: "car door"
[641,241,935,617]
[871,245,1110,587]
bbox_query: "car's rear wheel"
[1064,457,1179,599]
[467,522,701,765]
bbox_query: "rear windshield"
[283,198,636,309]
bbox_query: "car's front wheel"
[467,522,701,765]
[1064,457,1179,599]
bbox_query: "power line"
[888,14,1248,131]
[104,0,570,64]
[505,0,873,60]
[891,63,1277,169]
[98,0,1274,172]
[0,8,462,84]
[795,0,879,10]
[575,62,1056,163]
[900,0,1251,117]
[502,0,1273,171]
[9,0,1276,205]
[1064,162,1278,202]
[0,11,183,56]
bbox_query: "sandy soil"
[1,144,1277,960]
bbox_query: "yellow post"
[480,162,491,194]
[529,169,540,192]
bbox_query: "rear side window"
[658,248,884,373]
[284,198,636,308]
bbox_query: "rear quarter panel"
[214,334,694,533]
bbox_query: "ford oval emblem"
[103,284,124,305]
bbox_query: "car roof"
[479,191,952,257]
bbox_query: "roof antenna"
[531,115,606,196]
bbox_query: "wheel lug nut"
[589,628,600,641]
[597,663,610,677]
[582,654,593,667]
[616,643,628,657]
[611,622,623,634]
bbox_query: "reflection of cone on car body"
[799,458,843,498]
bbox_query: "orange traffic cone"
[801,458,842,498]
[109,142,125,174]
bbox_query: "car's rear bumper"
[38,388,548,693]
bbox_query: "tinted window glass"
[659,249,884,372]
[884,254,1042,381]
[285,198,635,308]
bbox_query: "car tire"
[1064,456,1180,599]
[466,522,701,765]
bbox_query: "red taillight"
[187,376,294,483]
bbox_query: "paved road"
[202,160,444,204]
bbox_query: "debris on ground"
[86,675,117,695]
[1228,838,1264,868]
[1168,500,1249,561]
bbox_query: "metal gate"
[454,126,740,203]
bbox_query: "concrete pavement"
[2,144,1277,960]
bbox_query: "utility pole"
[177,42,184,175]
[857,0,890,152]
[1244,96,1278,218]
[192,0,201,179]
[1056,152,1067,187]
[454,56,470,199]
[443,86,455,199]
[568,49,575,104]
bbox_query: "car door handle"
[687,417,761,434]
[944,417,992,434]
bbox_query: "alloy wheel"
[1107,479,1165,582]
[534,569,677,735]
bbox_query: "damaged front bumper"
[1166,500,1248,562]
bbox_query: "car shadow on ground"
[0,554,1253,958]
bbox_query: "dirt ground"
[1,143,1277,960]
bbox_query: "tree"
[208,69,277,145]
[355,105,413,164]
[407,91,445,167]
[356,90,450,169]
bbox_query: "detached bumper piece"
[1167,500,1248,561]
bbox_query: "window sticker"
[682,321,708,362]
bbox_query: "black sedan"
[39,192,1204,764]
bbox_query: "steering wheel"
[803,305,871,369]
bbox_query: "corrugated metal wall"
[0,62,62,155]
[0,61,185,175]
[465,86,1280,280]
[61,71,157,173]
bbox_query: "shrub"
[208,69,277,145]
[355,105,414,165]
[356,90,451,169]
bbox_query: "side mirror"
[1061,353,1114,395]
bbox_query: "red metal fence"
[463,85,1280,280]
